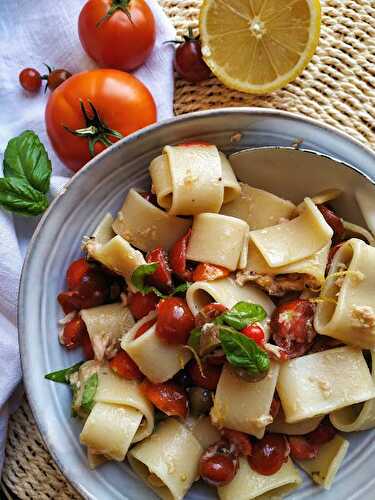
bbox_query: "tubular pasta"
[112,189,191,252]
[330,350,375,432]
[211,363,280,438]
[87,449,108,469]
[314,238,375,350]
[80,303,134,361]
[122,317,191,383]
[277,346,375,423]
[249,198,333,268]
[186,213,249,271]
[268,410,324,435]
[185,416,221,450]
[128,418,203,500]
[296,435,349,490]
[218,457,302,500]
[220,183,296,230]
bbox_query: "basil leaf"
[3,130,52,194]
[131,264,190,298]
[219,326,270,377]
[172,282,190,295]
[222,301,267,330]
[45,361,84,384]
[0,178,48,216]
[81,373,98,413]
[188,328,202,351]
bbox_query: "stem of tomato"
[96,0,132,27]
[63,99,123,158]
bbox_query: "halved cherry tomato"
[195,303,228,328]
[140,380,188,418]
[156,297,195,344]
[289,436,319,460]
[82,330,95,360]
[146,247,172,290]
[241,324,265,346]
[134,319,156,339]
[61,317,87,350]
[66,258,92,290]
[193,263,230,282]
[78,0,155,71]
[58,290,82,314]
[45,69,156,172]
[128,292,159,320]
[221,429,252,457]
[109,351,143,380]
[270,299,317,358]
[169,229,193,281]
[270,394,281,419]
[318,205,345,239]
[248,434,290,476]
[307,419,336,446]
[188,360,221,390]
[199,440,239,487]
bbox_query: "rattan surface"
[3,0,375,498]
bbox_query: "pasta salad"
[46,142,375,500]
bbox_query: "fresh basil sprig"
[220,301,267,330]
[219,326,270,378]
[0,130,51,216]
[131,263,190,298]
[81,373,98,413]
[45,361,83,384]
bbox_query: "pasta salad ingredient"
[241,324,265,346]
[134,318,156,339]
[188,387,213,416]
[318,205,345,240]
[169,229,193,281]
[61,317,88,350]
[271,299,317,358]
[45,361,83,384]
[155,297,195,344]
[66,258,92,290]
[109,351,143,380]
[195,303,228,328]
[146,247,172,290]
[307,419,336,446]
[128,292,159,320]
[78,0,155,71]
[140,380,189,418]
[289,436,319,461]
[248,434,290,476]
[220,429,252,457]
[199,441,239,486]
[188,360,221,391]
[82,330,95,360]
[192,263,230,282]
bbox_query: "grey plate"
[19,108,375,500]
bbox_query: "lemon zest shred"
[309,296,338,305]
[183,345,206,378]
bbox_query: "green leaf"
[219,326,270,377]
[45,361,84,384]
[0,178,48,216]
[222,301,267,330]
[172,282,190,295]
[81,373,98,413]
[131,264,190,298]
[188,328,202,351]
[3,130,52,193]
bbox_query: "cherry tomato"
[19,68,42,92]
[58,290,82,314]
[174,29,211,83]
[156,297,195,345]
[45,69,156,172]
[221,429,252,457]
[146,247,172,290]
[199,440,239,487]
[169,229,192,281]
[318,205,344,239]
[77,270,110,308]
[241,324,265,346]
[289,436,319,460]
[270,394,281,419]
[128,292,159,320]
[193,263,230,282]
[195,303,228,328]
[79,0,155,71]
[66,258,92,290]
[61,317,87,350]
[188,360,221,390]
[82,330,95,359]
[134,318,156,339]
[109,350,143,380]
[270,299,317,358]
[140,380,188,418]
[307,419,336,446]
[248,434,290,476]
[47,69,72,90]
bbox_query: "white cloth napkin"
[0,0,175,472]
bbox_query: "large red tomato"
[45,69,156,172]
[78,0,155,71]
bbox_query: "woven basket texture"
[2,0,375,498]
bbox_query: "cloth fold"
[0,0,175,472]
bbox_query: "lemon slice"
[199,0,321,94]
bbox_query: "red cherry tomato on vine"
[270,299,317,358]
[173,29,211,83]
[169,229,192,281]
[109,350,143,380]
[128,292,159,320]
[61,317,87,350]
[156,297,195,344]
[188,360,221,390]
[79,0,155,71]
[45,69,156,172]
[66,258,92,290]
[199,440,239,487]
[19,68,42,92]
[248,434,290,476]
[241,324,265,346]
[140,380,188,418]
[146,247,172,290]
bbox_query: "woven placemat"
[3,0,375,498]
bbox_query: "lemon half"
[200,0,321,94]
